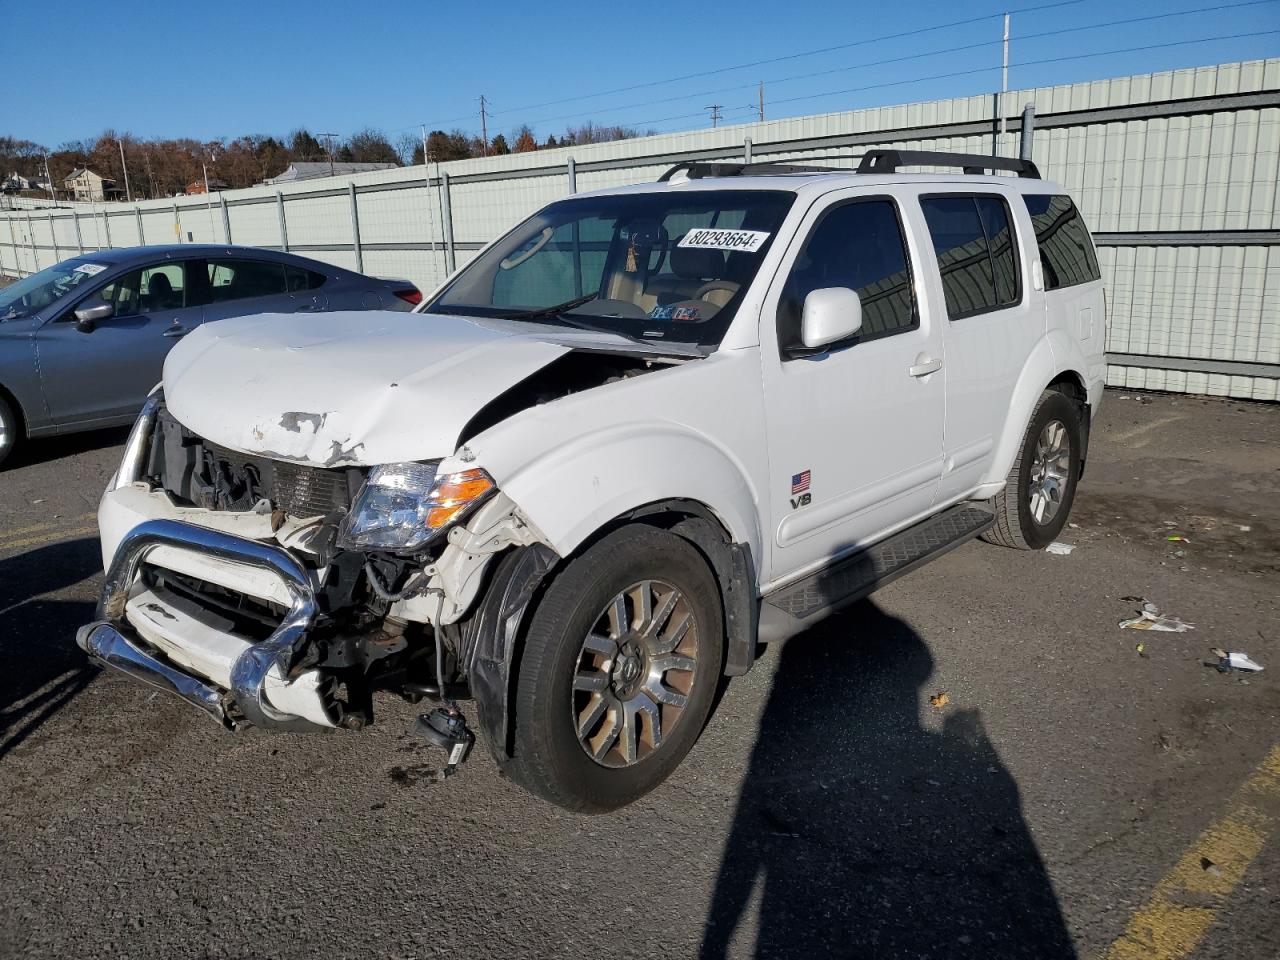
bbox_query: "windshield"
[429,189,795,347]
[0,259,108,321]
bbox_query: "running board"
[759,503,995,643]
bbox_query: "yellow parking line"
[0,514,96,548]
[0,524,100,552]
[1102,744,1280,960]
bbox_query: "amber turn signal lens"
[423,469,494,529]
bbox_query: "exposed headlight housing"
[337,461,496,552]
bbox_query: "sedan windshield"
[429,189,795,348]
[0,259,108,321]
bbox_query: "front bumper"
[77,518,337,732]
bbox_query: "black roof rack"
[856,149,1041,179]
[656,149,1040,183]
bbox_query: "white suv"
[79,150,1106,811]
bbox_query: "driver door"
[34,262,204,428]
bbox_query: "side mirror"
[800,287,862,350]
[74,301,114,333]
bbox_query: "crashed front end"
[78,392,552,753]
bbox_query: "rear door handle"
[163,324,190,338]
[909,355,943,377]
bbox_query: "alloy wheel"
[1029,419,1071,524]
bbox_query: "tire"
[508,525,724,812]
[0,393,19,469]
[983,389,1082,550]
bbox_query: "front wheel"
[508,525,724,812]
[0,393,19,469]
[983,389,1082,550]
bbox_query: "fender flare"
[981,334,1086,489]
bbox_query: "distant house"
[64,168,121,202]
[263,161,398,185]
[2,172,50,194]
[186,178,230,195]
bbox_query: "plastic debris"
[1211,649,1264,673]
[1135,642,1146,657]
[929,692,950,709]
[1119,599,1194,633]
[1045,541,1075,555]
[1166,534,1191,543]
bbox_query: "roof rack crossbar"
[856,149,1041,179]
[658,160,840,181]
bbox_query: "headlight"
[337,461,496,552]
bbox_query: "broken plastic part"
[413,707,476,778]
[1210,649,1264,673]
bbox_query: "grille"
[207,443,352,518]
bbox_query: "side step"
[759,503,995,643]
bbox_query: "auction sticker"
[678,229,770,253]
[73,263,107,276]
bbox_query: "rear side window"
[208,259,288,302]
[286,265,326,291]
[920,195,1021,319]
[778,198,917,350]
[1022,195,1100,289]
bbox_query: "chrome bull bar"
[76,518,329,733]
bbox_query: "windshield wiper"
[502,291,600,322]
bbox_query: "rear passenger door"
[919,193,1040,502]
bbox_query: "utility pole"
[758,81,765,122]
[143,150,157,198]
[204,149,218,235]
[1000,12,1010,137]
[43,155,56,203]
[479,95,490,157]
[420,124,429,166]
[318,133,339,177]
[707,104,723,128]
[116,137,133,202]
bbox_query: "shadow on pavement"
[0,536,100,759]
[701,598,1074,959]
[6,425,129,470]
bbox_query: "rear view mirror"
[74,301,114,333]
[800,287,863,350]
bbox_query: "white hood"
[162,310,575,466]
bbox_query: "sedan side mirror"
[800,287,863,350]
[73,301,115,333]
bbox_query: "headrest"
[671,243,725,279]
[149,273,173,294]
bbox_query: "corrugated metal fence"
[3,58,1277,400]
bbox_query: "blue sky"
[6,0,1278,147]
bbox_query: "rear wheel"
[0,393,20,468]
[508,526,724,812]
[983,389,1082,550]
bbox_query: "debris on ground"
[929,692,950,709]
[1166,534,1191,543]
[1119,599,1195,633]
[1135,642,1147,657]
[1210,649,1265,673]
[1045,541,1075,555]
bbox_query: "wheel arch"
[0,380,28,440]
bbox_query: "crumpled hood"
[162,310,573,466]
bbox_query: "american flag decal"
[791,470,811,495]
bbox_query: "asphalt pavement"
[0,391,1276,960]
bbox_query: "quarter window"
[921,195,1022,319]
[1022,195,1100,289]
[208,259,288,302]
[778,198,917,352]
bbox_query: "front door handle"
[909,354,943,378]
[163,323,190,338]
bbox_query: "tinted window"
[286,264,326,292]
[921,195,1021,319]
[209,259,287,302]
[778,199,916,350]
[139,263,185,313]
[1023,195,1100,289]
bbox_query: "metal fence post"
[567,157,577,194]
[744,137,753,163]
[276,191,289,251]
[348,183,363,273]
[440,172,456,274]
[172,201,181,243]
[102,208,112,248]
[48,213,59,262]
[73,209,84,253]
[26,213,38,269]
[7,216,20,275]
[1019,102,1036,162]
[220,194,232,244]
[136,207,145,245]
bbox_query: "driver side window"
[80,270,142,319]
[777,198,917,353]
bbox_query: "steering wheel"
[694,280,740,303]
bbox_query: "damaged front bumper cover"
[76,518,332,733]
